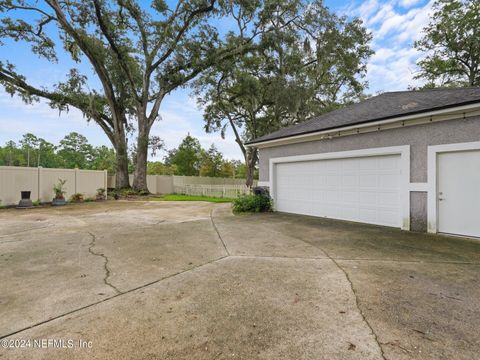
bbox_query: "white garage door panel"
[275,154,401,227]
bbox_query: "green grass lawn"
[151,194,234,203]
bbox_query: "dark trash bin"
[17,190,33,209]
[21,191,31,200]
[253,186,269,195]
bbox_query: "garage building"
[248,88,480,238]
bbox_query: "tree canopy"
[0,0,313,191]
[164,134,202,176]
[194,0,372,185]
[415,0,480,87]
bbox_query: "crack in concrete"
[87,232,122,295]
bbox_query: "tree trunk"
[245,148,258,188]
[114,130,130,189]
[110,112,130,189]
[132,122,150,192]
[245,164,254,188]
[114,142,130,189]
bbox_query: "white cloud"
[357,0,381,19]
[366,3,396,28]
[346,0,434,92]
[398,0,423,8]
[0,90,111,146]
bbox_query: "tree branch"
[149,0,216,72]
[92,0,140,102]
[0,66,115,143]
[3,4,53,18]
[44,0,119,119]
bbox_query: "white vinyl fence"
[176,184,250,198]
[108,174,256,198]
[0,166,108,206]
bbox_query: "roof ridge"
[248,87,480,145]
[380,86,480,95]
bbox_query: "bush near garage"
[232,192,273,213]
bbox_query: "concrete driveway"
[0,201,479,359]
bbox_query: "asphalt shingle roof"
[248,87,480,145]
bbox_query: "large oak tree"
[195,0,372,186]
[0,0,299,190]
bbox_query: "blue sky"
[0,0,434,160]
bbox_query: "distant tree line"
[0,132,116,173]
[150,134,254,179]
[0,133,254,179]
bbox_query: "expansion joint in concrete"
[0,225,53,242]
[328,255,387,360]
[230,255,328,260]
[288,234,388,360]
[0,255,228,340]
[210,208,230,256]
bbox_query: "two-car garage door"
[274,154,402,228]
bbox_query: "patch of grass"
[151,194,234,203]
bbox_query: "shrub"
[108,187,150,200]
[96,188,106,201]
[53,179,67,199]
[70,193,84,203]
[120,188,138,197]
[232,192,273,213]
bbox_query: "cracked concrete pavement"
[0,201,479,359]
[87,232,121,294]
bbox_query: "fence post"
[74,168,79,194]
[104,170,108,198]
[37,166,43,202]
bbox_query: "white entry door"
[437,150,480,238]
[274,154,402,227]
